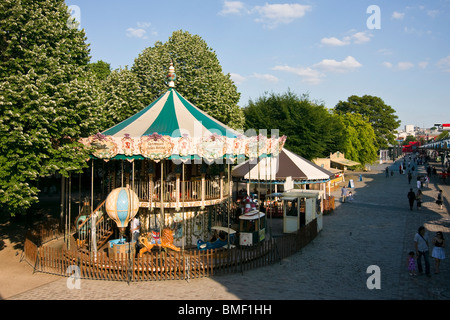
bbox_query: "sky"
[66,0,450,130]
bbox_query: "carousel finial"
[167,61,176,88]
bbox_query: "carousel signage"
[139,133,174,161]
[82,132,287,162]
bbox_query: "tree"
[402,135,417,146]
[337,113,378,167]
[243,91,345,160]
[0,0,100,216]
[132,30,245,129]
[89,60,111,81]
[334,95,400,149]
[98,67,145,130]
[437,130,449,140]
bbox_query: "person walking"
[431,231,445,274]
[408,171,412,184]
[341,185,348,203]
[414,226,431,277]
[407,188,416,211]
[436,189,443,210]
[385,166,389,178]
[416,189,423,210]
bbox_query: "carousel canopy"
[81,63,286,162]
[232,148,333,182]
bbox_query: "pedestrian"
[399,164,403,175]
[431,231,445,274]
[436,189,443,210]
[407,251,417,276]
[414,226,431,277]
[130,214,141,243]
[407,188,416,211]
[347,191,354,202]
[408,172,412,184]
[432,166,437,176]
[416,189,423,210]
[425,175,429,188]
[385,167,389,177]
[341,185,348,203]
[416,178,421,190]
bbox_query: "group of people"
[408,226,446,276]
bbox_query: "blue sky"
[67,0,450,130]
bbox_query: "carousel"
[72,63,287,257]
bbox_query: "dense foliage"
[0,0,100,216]
[243,91,345,160]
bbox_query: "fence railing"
[24,220,317,281]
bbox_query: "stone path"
[4,159,450,300]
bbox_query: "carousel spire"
[167,61,176,88]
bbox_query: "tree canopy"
[132,30,245,129]
[334,95,400,149]
[0,0,100,216]
[243,90,345,160]
[336,113,378,167]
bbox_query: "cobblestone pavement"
[7,160,450,300]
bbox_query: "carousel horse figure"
[139,228,180,257]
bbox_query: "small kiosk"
[239,211,266,246]
[281,190,323,233]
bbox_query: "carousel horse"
[138,228,180,257]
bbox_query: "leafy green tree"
[402,135,417,146]
[132,30,244,129]
[89,60,111,81]
[243,90,345,160]
[337,113,378,167]
[437,130,449,140]
[0,0,99,216]
[334,95,400,149]
[99,67,145,130]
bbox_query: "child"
[408,251,417,276]
[347,191,354,202]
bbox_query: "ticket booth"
[239,212,266,246]
[282,190,323,233]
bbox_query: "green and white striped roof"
[102,88,240,139]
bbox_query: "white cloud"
[320,31,372,47]
[126,28,147,39]
[397,61,414,70]
[392,11,405,19]
[137,22,152,29]
[230,73,246,84]
[382,62,393,68]
[313,56,362,73]
[437,55,450,73]
[427,10,439,18]
[273,65,324,85]
[126,22,157,39]
[252,73,279,83]
[418,61,429,69]
[220,1,246,15]
[377,48,393,56]
[220,2,311,29]
[352,32,372,44]
[321,37,350,47]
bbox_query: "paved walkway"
[5,159,450,300]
